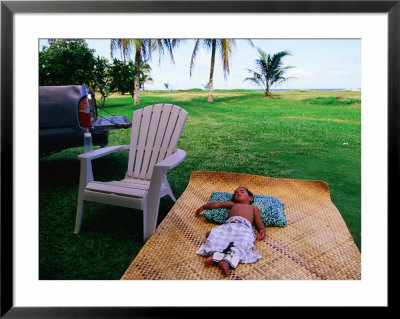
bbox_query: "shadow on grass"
[82,196,174,241]
[39,156,81,184]
[40,151,129,184]
[190,93,262,105]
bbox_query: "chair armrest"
[76,145,129,187]
[77,145,129,161]
[154,149,186,171]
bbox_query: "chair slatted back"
[126,104,188,180]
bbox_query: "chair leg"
[163,178,176,202]
[74,199,85,233]
[143,198,160,242]
[141,199,147,242]
[166,188,177,202]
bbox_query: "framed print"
[1,0,396,316]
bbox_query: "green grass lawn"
[39,89,361,279]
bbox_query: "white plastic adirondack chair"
[74,104,188,241]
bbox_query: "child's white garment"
[197,216,261,268]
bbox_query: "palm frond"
[219,39,235,79]
[154,39,179,64]
[110,39,132,62]
[190,39,201,77]
[244,69,266,89]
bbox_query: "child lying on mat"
[195,187,266,276]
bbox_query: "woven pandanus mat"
[121,171,361,280]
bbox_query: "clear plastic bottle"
[84,129,93,153]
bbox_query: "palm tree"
[111,39,180,105]
[190,39,236,102]
[138,59,153,90]
[244,48,295,97]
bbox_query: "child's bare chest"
[228,204,254,223]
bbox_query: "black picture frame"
[1,0,395,317]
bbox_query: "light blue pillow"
[203,191,286,227]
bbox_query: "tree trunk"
[265,82,272,97]
[133,48,141,105]
[207,40,216,103]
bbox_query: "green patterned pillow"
[202,191,286,227]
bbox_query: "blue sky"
[40,39,361,90]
